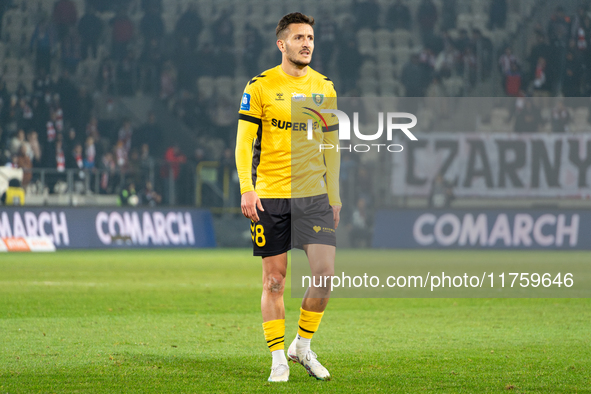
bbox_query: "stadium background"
[1,0,591,392]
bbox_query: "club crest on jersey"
[292,93,306,102]
[312,93,324,106]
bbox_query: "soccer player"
[235,12,341,382]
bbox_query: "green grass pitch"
[1,249,590,393]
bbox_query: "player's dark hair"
[276,12,315,38]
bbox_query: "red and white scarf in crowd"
[56,149,65,172]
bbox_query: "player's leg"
[261,253,289,382]
[301,243,335,312]
[288,243,335,380]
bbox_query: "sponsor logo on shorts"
[313,225,335,234]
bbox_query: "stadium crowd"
[0,0,589,207]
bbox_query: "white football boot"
[287,339,331,380]
[267,363,289,382]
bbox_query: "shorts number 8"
[251,224,266,247]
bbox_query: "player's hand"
[331,204,341,229]
[241,191,264,222]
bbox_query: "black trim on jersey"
[251,119,263,188]
[326,123,339,132]
[298,325,315,334]
[239,113,262,126]
[248,74,266,85]
[324,77,332,81]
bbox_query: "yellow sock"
[262,319,285,352]
[297,308,324,339]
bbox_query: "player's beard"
[287,46,312,68]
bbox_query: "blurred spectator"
[532,57,551,96]
[488,0,507,30]
[528,32,553,82]
[78,5,103,60]
[161,144,186,204]
[429,174,454,208]
[174,3,202,49]
[499,47,518,75]
[141,0,162,13]
[64,127,79,156]
[499,47,519,95]
[548,6,571,91]
[504,62,523,97]
[68,143,84,171]
[471,29,493,76]
[119,181,138,206]
[548,6,571,47]
[139,180,161,206]
[134,111,162,154]
[160,61,177,100]
[9,129,28,156]
[117,119,133,153]
[19,97,34,131]
[513,99,542,133]
[27,131,42,167]
[316,13,338,68]
[243,24,263,78]
[54,139,66,172]
[84,136,96,169]
[353,0,380,30]
[174,36,198,90]
[110,9,134,61]
[212,10,234,49]
[417,0,438,44]
[454,28,470,53]
[114,140,128,169]
[570,5,588,39]
[88,0,115,13]
[337,38,362,94]
[140,3,165,45]
[116,50,137,96]
[140,38,164,94]
[563,39,583,97]
[97,57,116,94]
[386,0,412,31]
[140,143,154,177]
[1,178,25,206]
[127,148,143,185]
[86,115,100,140]
[401,54,425,97]
[30,18,56,74]
[551,100,572,132]
[440,0,456,31]
[209,95,236,143]
[196,43,216,77]
[61,26,82,74]
[0,0,16,37]
[52,0,78,42]
[2,95,19,135]
[99,151,116,193]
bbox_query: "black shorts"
[250,194,336,257]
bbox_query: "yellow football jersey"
[4,187,25,206]
[235,65,341,205]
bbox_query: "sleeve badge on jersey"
[312,93,324,106]
[240,93,251,111]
